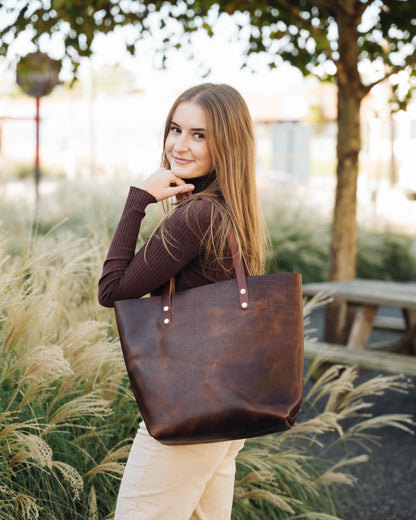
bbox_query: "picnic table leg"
[347,304,378,349]
[402,309,416,354]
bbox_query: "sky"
[0,8,306,98]
[87,21,304,96]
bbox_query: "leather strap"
[162,278,174,326]
[228,229,249,310]
[162,228,249,326]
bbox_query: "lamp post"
[16,52,61,202]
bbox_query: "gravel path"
[307,306,416,520]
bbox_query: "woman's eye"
[194,132,205,139]
[170,126,180,134]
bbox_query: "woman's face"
[165,101,213,179]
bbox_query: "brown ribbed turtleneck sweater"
[98,176,231,308]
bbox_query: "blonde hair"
[160,83,266,276]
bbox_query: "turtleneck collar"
[189,171,217,195]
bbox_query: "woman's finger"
[164,183,194,201]
[176,190,192,201]
[139,168,194,201]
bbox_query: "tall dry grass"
[232,358,414,520]
[0,229,137,519]
[0,179,415,519]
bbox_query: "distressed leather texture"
[114,271,304,445]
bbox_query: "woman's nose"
[174,133,189,152]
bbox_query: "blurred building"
[0,67,414,191]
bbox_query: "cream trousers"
[114,422,245,520]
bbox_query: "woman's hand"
[139,168,195,202]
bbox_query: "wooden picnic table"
[302,279,416,351]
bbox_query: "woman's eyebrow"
[171,120,205,131]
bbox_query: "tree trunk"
[324,9,365,344]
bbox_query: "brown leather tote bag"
[114,235,304,445]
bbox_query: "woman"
[98,83,266,520]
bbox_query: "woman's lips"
[172,156,193,165]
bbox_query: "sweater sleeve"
[97,187,212,307]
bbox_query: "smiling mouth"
[173,156,193,165]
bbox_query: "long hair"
[160,83,266,276]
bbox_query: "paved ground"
[262,168,416,518]
[307,307,416,520]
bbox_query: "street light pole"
[35,96,40,201]
[16,52,61,204]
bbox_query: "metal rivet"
[163,305,169,312]
[240,288,246,295]
[163,318,170,324]
[241,302,248,309]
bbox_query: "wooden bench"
[374,315,406,331]
[302,279,416,376]
[303,279,416,351]
[304,340,416,377]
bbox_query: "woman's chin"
[171,166,191,179]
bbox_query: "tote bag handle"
[161,229,249,326]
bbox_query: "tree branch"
[270,0,333,54]
[308,0,338,16]
[362,61,413,96]
[356,0,379,14]
[362,74,389,95]
[328,0,377,18]
[272,0,331,25]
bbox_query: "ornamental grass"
[0,178,414,519]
